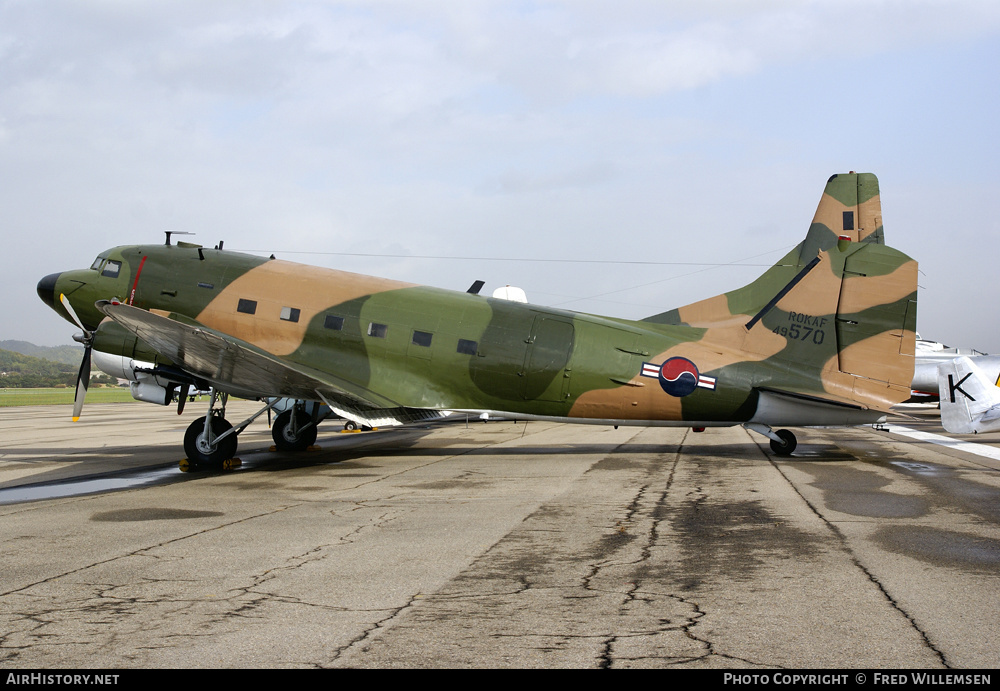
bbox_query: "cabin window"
[368,322,388,338]
[324,315,345,331]
[237,298,257,315]
[411,330,433,347]
[457,338,478,355]
[101,260,122,278]
[280,306,300,323]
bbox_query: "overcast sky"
[4,0,999,353]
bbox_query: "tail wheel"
[184,416,237,468]
[272,409,317,451]
[769,429,797,456]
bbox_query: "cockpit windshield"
[101,260,122,278]
[89,254,121,278]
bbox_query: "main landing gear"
[183,389,255,468]
[271,408,318,452]
[184,414,237,468]
[743,423,797,456]
[183,392,325,468]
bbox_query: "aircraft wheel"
[769,429,797,456]
[344,420,358,431]
[184,417,237,468]
[272,410,317,451]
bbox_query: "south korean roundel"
[640,357,717,397]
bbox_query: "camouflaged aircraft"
[36,172,917,467]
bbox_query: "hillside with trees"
[0,346,117,388]
[0,340,85,366]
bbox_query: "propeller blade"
[60,293,94,422]
[72,345,92,422]
[59,293,90,335]
[177,384,190,415]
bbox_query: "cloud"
[2,1,1000,350]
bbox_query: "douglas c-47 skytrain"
[37,172,918,467]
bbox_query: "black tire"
[769,429,797,456]
[344,420,358,431]
[272,409,318,451]
[184,416,237,468]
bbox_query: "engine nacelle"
[92,350,173,406]
[92,350,153,382]
[91,319,162,363]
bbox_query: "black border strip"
[744,256,822,330]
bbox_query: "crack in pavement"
[757,431,951,668]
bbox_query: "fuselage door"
[523,316,574,402]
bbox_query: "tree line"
[0,348,116,389]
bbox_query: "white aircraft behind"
[912,336,1000,396]
[938,356,1000,434]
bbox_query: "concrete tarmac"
[0,402,998,668]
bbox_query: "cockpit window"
[101,260,122,278]
[90,257,104,271]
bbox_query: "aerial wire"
[227,244,797,307]
[227,247,793,268]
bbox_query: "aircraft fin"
[938,356,1000,434]
[644,172,887,327]
[643,172,916,413]
[798,171,884,262]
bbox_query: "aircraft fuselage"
[39,242,778,427]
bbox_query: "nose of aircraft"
[37,272,60,310]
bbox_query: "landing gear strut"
[183,389,237,468]
[184,415,237,468]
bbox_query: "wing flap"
[317,397,452,428]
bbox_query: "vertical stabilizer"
[799,172,883,263]
[643,173,916,412]
[645,172,888,327]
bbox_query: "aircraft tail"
[643,172,918,412]
[938,356,1000,434]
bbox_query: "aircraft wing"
[95,300,446,426]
